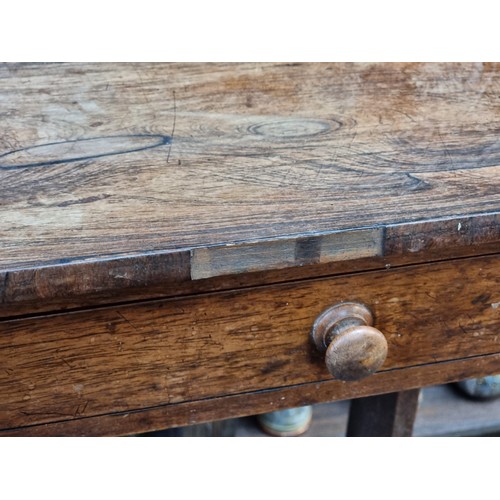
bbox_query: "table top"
[1,63,500,306]
[1,64,500,436]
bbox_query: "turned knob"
[311,302,388,381]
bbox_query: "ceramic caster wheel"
[455,375,500,399]
[257,406,313,437]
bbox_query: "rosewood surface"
[1,63,500,313]
[1,63,499,436]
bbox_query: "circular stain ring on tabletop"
[0,134,171,170]
[248,118,338,139]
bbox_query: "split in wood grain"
[0,134,171,170]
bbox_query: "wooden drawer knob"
[311,302,388,381]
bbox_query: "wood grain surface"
[3,353,500,437]
[1,63,500,309]
[1,254,498,432]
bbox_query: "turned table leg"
[346,388,421,437]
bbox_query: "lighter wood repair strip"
[190,228,383,279]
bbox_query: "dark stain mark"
[56,194,111,208]
[106,322,118,333]
[295,236,321,265]
[0,271,9,305]
[472,293,491,305]
[0,134,171,170]
[261,359,289,375]
[65,68,86,75]
[274,63,303,69]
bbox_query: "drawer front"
[1,255,499,430]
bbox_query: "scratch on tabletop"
[167,90,176,163]
[116,310,140,332]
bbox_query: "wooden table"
[1,63,499,436]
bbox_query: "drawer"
[1,255,499,432]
